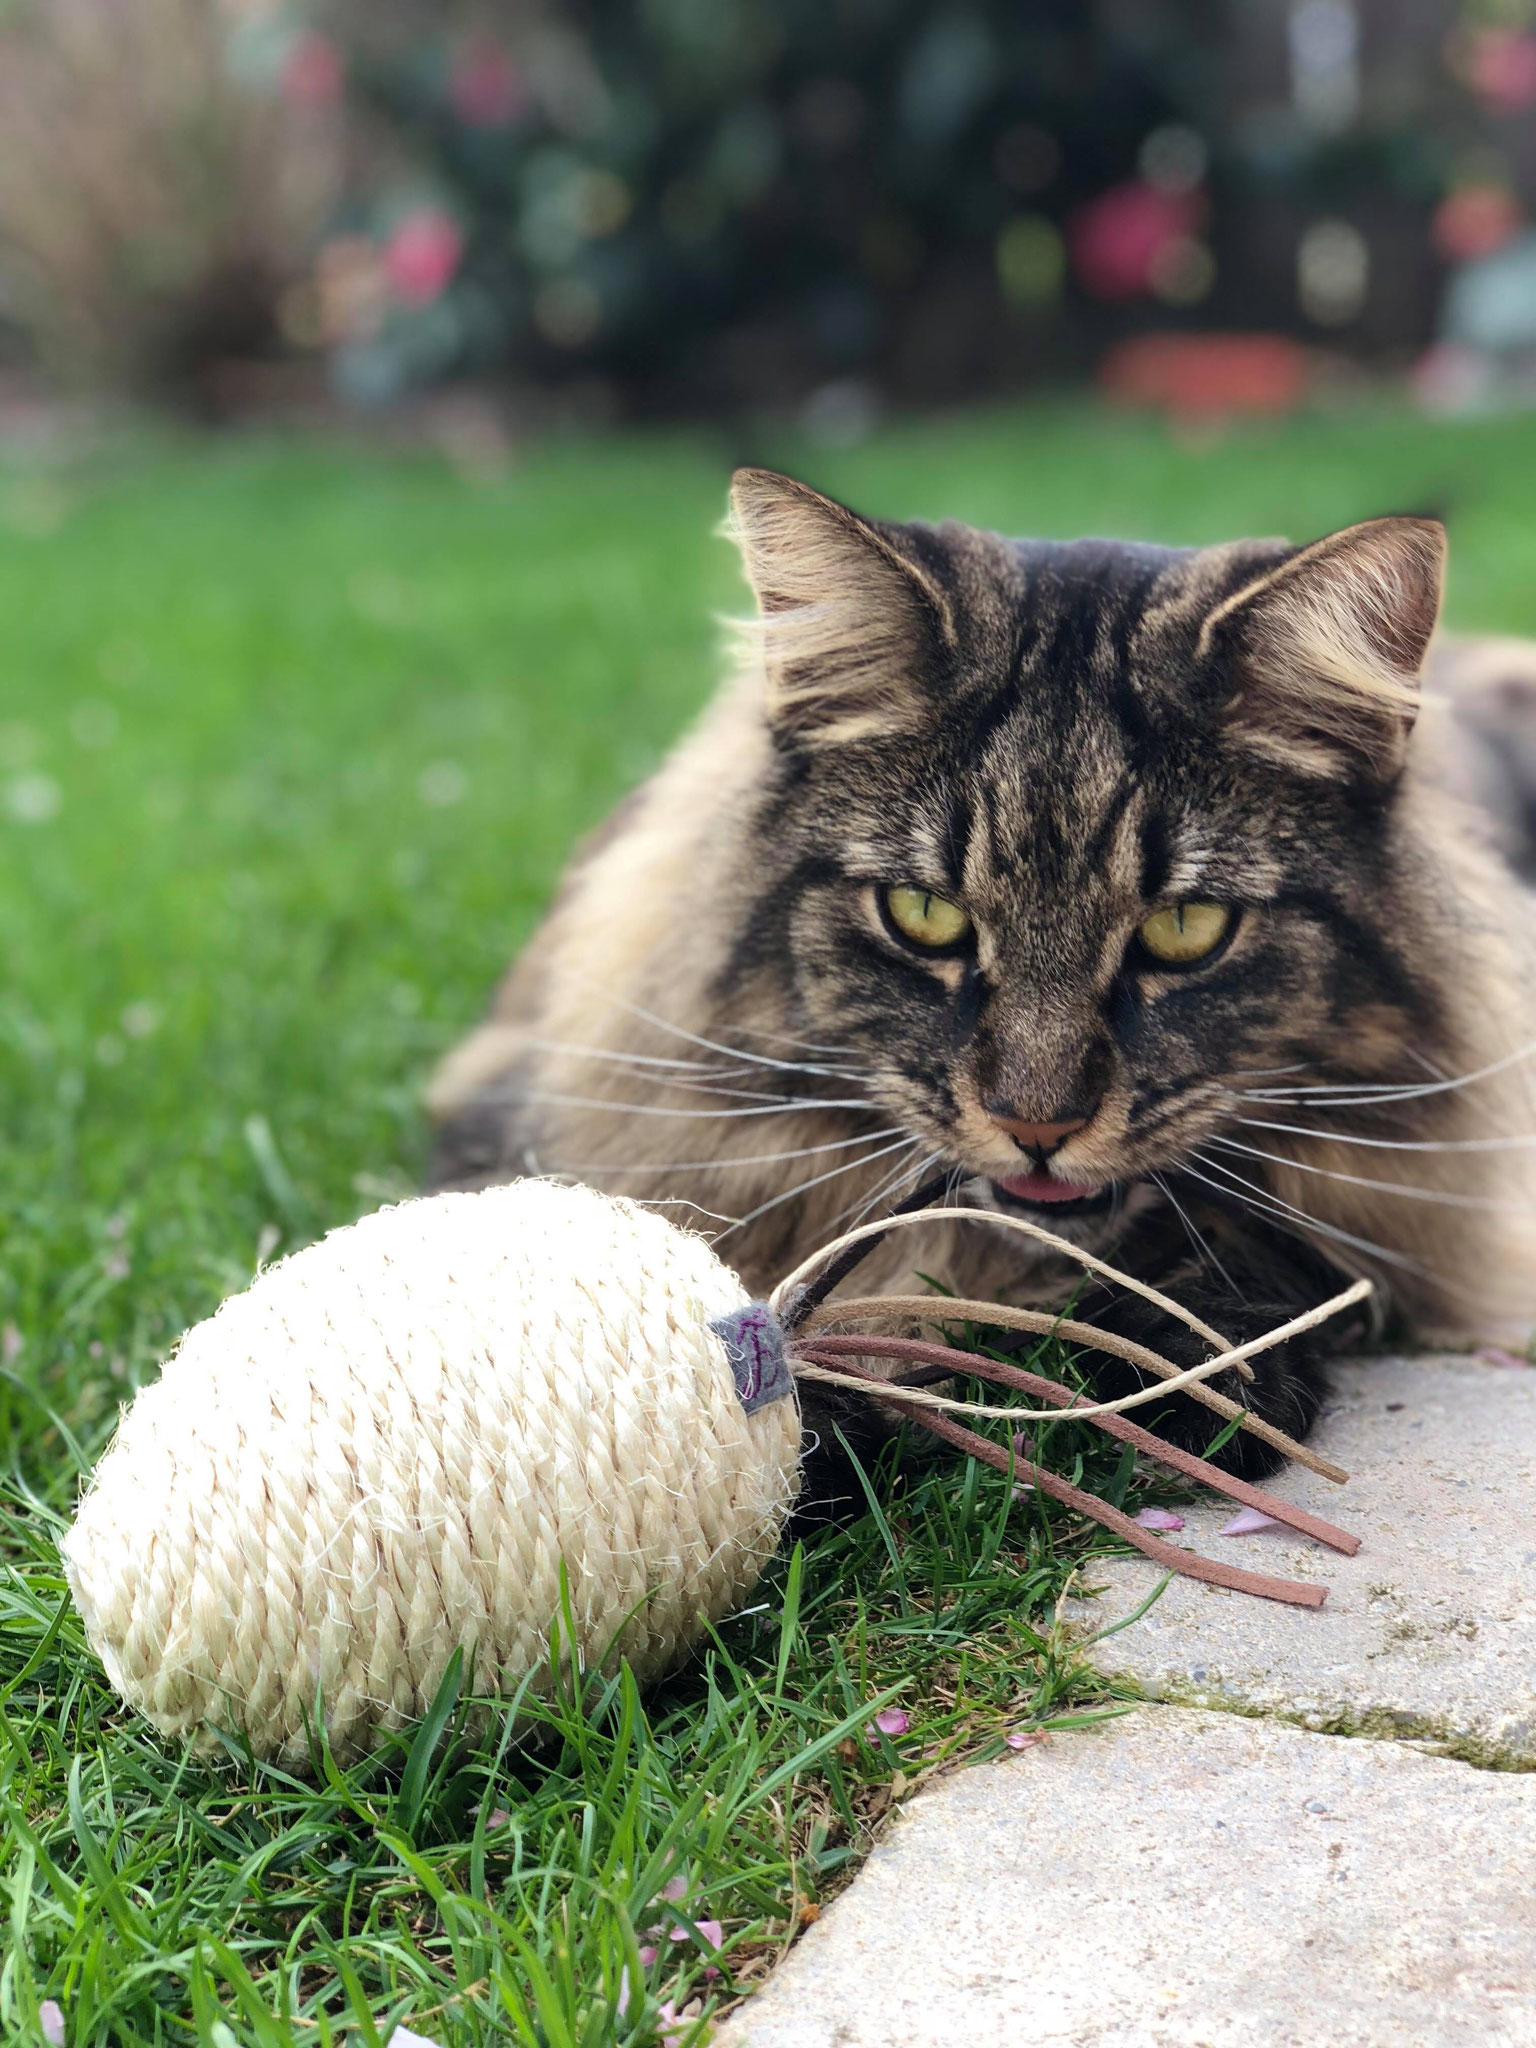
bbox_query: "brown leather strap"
[800,1333,1359,1556]
[793,1347,1332,1610]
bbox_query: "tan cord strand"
[788,1277,1366,1425]
[804,1294,1255,1382]
[771,1205,1236,1350]
[797,1292,1352,1485]
[793,1334,1358,1552]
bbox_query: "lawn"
[4,399,1536,2046]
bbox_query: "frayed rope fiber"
[62,1181,801,1765]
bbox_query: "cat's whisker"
[833,1146,942,1235]
[515,1047,837,1105]
[521,1036,795,1083]
[542,1127,910,1178]
[815,1136,934,1237]
[1234,1033,1536,1108]
[711,1019,869,1061]
[712,1134,921,1240]
[1229,1114,1536,1155]
[552,973,870,1082]
[1182,1149,1441,1287]
[472,1089,880,1122]
[1207,1133,1536,1212]
[1149,1169,1245,1300]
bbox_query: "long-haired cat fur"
[426,470,1536,1487]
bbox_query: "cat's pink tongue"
[996,1169,1099,1205]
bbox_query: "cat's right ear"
[727,468,956,746]
[1199,515,1446,782]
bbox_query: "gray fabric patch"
[711,1303,794,1415]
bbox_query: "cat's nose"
[986,1107,1092,1156]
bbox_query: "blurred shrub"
[0,0,346,396]
[0,0,1524,417]
[306,0,1213,414]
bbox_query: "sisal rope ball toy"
[63,1181,799,1765]
[63,1176,1367,1768]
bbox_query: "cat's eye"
[882,884,973,951]
[1137,901,1233,966]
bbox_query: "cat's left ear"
[1200,516,1446,781]
[727,467,957,745]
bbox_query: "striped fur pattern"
[427,470,1536,1479]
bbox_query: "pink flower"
[1005,1728,1047,1751]
[448,37,525,127]
[1220,1507,1285,1536]
[1433,186,1523,264]
[1464,28,1536,113]
[868,1707,910,1738]
[1069,182,1203,300]
[40,2003,65,2048]
[1133,1507,1185,1532]
[384,210,464,306]
[281,31,344,108]
[638,1944,659,1967]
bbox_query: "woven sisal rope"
[62,1181,801,1765]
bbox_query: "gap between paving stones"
[714,1353,1534,2039]
[715,1704,1536,2048]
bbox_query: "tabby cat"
[427,469,1536,1484]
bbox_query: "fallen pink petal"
[669,1916,723,1948]
[487,1808,510,1828]
[659,1872,689,1902]
[868,1707,910,1737]
[1133,1506,1185,1531]
[1475,1345,1530,1370]
[385,2028,441,2048]
[617,1967,631,2017]
[40,2003,65,2048]
[638,1944,659,1967]
[1006,1728,1048,1750]
[1220,1506,1286,1536]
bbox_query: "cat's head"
[726,468,1447,1226]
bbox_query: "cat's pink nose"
[988,1111,1090,1155]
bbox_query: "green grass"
[5,399,1536,2045]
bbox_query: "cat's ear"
[1200,516,1446,780]
[728,468,956,745]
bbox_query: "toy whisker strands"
[63,1178,1363,1767]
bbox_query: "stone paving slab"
[716,1706,1536,2048]
[1068,1356,1536,1765]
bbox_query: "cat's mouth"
[989,1169,1119,1218]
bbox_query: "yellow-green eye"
[1137,901,1233,965]
[883,884,972,951]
